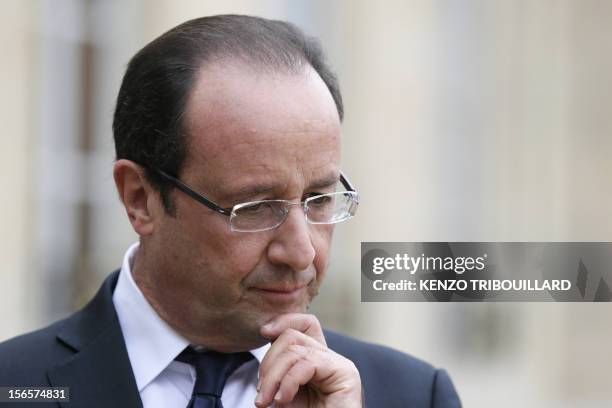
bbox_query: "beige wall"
[0,1,36,337]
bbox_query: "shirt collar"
[112,242,270,391]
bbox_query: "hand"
[255,313,363,408]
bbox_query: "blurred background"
[2,0,612,406]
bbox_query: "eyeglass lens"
[230,192,358,232]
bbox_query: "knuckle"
[287,344,305,355]
[306,315,322,331]
[280,327,301,340]
[339,357,361,383]
[305,314,320,326]
[284,367,300,381]
[346,360,360,375]
[285,345,307,361]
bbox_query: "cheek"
[212,231,271,279]
[164,204,267,286]
[312,225,335,280]
[176,233,269,307]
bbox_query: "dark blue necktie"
[176,346,254,408]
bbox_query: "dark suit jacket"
[0,271,461,407]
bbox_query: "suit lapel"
[46,271,143,408]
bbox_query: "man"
[0,15,461,407]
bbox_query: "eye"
[306,191,326,199]
[239,202,266,213]
[308,194,332,206]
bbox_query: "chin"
[250,302,306,327]
[209,301,312,352]
[204,319,269,352]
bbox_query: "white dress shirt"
[113,242,270,408]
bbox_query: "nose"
[266,205,316,272]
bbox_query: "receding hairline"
[182,56,340,136]
[187,54,313,95]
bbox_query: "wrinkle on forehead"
[215,135,340,202]
[208,126,338,162]
[180,59,341,193]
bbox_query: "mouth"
[250,284,309,303]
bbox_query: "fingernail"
[255,391,263,405]
[256,378,261,391]
[274,390,282,401]
[261,322,274,331]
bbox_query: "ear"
[113,159,158,236]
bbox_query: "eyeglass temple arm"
[340,171,356,192]
[153,169,232,216]
[154,168,355,213]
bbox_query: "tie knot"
[176,347,254,398]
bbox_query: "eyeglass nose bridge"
[277,200,309,219]
[268,199,317,231]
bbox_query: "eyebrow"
[307,173,340,190]
[222,173,340,204]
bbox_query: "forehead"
[182,60,342,197]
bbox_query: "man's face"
[145,61,341,351]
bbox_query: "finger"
[274,357,316,405]
[255,344,311,407]
[259,344,361,407]
[260,313,326,345]
[258,328,323,383]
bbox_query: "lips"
[250,284,309,303]
[254,284,307,294]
